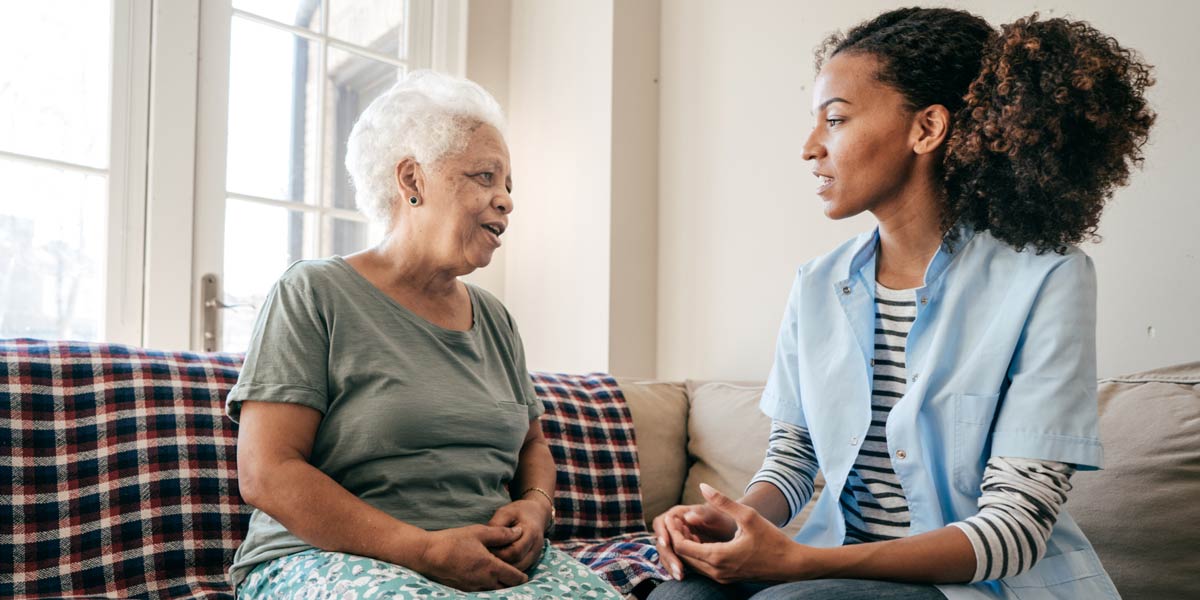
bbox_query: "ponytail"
[943,14,1156,253]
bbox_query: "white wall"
[504,0,614,373]
[658,0,1200,381]
[481,0,661,376]
[608,0,660,377]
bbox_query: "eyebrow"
[817,97,852,111]
[470,159,505,170]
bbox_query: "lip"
[813,171,834,196]
[480,222,506,246]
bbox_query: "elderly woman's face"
[417,123,512,271]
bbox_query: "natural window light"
[0,1,113,341]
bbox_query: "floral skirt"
[239,541,623,599]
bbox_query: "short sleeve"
[991,253,1103,469]
[226,274,330,422]
[760,270,807,428]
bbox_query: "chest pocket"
[495,394,534,446]
[953,392,1001,495]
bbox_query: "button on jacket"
[760,226,1119,599]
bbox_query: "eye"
[471,172,495,185]
[825,118,845,128]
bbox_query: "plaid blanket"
[1,340,666,599]
[0,339,248,599]
[533,373,669,594]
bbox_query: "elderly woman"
[226,71,620,599]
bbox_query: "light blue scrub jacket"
[760,225,1120,599]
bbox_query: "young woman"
[651,8,1154,600]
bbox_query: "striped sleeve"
[747,419,820,527]
[950,457,1076,582]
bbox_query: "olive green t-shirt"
[225,257,543,588]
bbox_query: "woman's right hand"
[414,524,530,591]
[652,503,738,579]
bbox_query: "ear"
[394,157,425,199]
[910,104,951,155]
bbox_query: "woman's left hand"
[487,499,550,571]
[673,483,815,584]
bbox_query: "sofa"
[2,339,1197,599]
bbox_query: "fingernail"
[673,567,682,579]
[699,482,716,495]
[658,536,665,546]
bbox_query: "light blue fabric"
[238,541,622,599]
[760,225,1118,599]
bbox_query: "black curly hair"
[817,8,1156,253]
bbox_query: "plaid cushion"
[533,373,668,595]
[0,339,249,599]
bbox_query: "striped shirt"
[841,283,915,542]
[748,283,1077,582]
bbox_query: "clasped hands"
[416,497,552,591]
[652,483,811,584]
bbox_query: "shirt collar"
[844,222,977,287]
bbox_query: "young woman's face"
[803,53,922,220]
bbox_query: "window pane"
[328,0,405,54]
[0,160,107,341]
[0,1,111,168]
[326,217,370,256]
[325,48,401,210]
[233,0,321,31]
[222,199,315,352]
[226,17,320,203]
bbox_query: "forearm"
[511,435,556,520]
[741,482,793,528]
[246,456,429,568]
[802,525,976,584]
[746,420,819,528]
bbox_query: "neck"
[370,228,463,299]
[871,178,945,287]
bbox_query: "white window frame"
[101,0,154,346]
[140,0,201,349]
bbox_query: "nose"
[802,127,824,162]
[493,189,512,215]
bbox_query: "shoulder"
[277,258,347,290]
[270,259,359,313]
[965,231,1094,281]
[465,283,517,329]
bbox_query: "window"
[0,1,146,343]
[217,0,412,351]
[0,0,462,350]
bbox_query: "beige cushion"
[1069,362,1200,600]
[682,381,821,538]
[616,377,690,527]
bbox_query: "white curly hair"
[345,70,506,224]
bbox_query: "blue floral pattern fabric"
[239,542,622,599]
